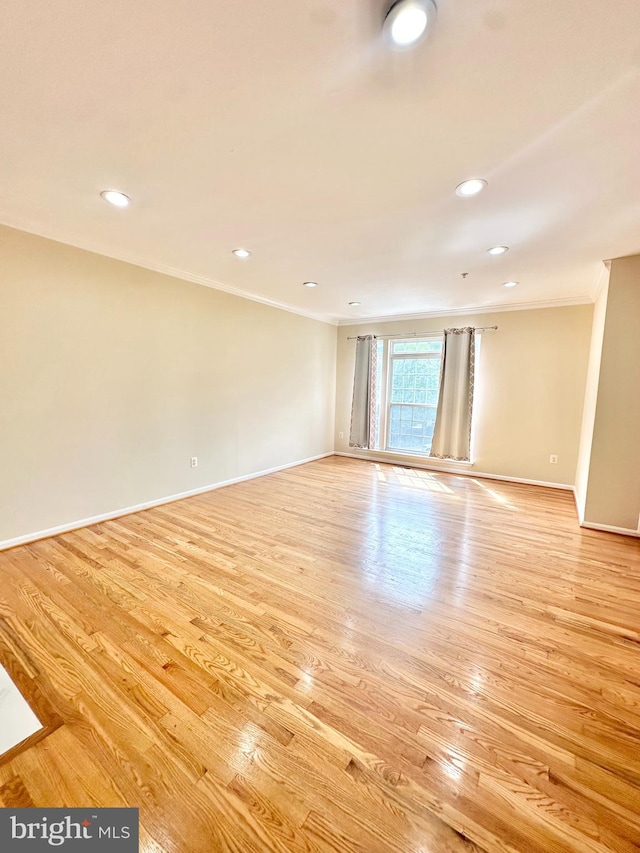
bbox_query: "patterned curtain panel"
[430,327,475,461]
[349,335,377,449]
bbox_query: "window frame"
[377,337,444,456]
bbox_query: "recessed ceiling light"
[348,301,361,306]
[503,281,519,288]
[383,0,437,49]
[487,246,509,256]
[455,179,487,198]
[303,281,318,288]
[100,190,131,208]
[232,248,251,259]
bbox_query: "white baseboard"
[7,449,637,549]
[0,452,334,552]
[335,451,573,491]
[578,521,640,538]
[339,455,639,538]
[572,488,640,537]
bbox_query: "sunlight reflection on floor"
[374,464,458,496]
[373,463,520,511]
[357,461,524,608]
[469,478,518,511]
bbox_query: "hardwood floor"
[0,455,639,852]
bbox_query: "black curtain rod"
[347,325,498,340]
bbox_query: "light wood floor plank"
[1,456,639,851]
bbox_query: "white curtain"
[430,327,475,461]
[349,335,377,449]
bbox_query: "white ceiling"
[2,0,640,324]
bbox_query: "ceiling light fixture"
[487,246,509,256]
[455,179,487,198]
[100,190,131,208]
[303,281,318,288]
[232,248,251,259]
[348,301,361,306]
[503,281,519,288]
[383,0,437,49]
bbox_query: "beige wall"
[0,226,337,545]
[335,306,593,486]
[2,221,617,544]
[583,255,640,531]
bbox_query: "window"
[373,337,443,456]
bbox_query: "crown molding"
[0,218,339,326]
[336,295,595,327]
[0,218,599,329]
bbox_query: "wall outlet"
[338,431,344,439]
[549,455,558,464]
[190,456,198,468]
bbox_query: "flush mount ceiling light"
[383,0,437,49]
[303,281,318,288]
[100,190,131,208]
[232,248,251,258]
[455,178,487,198]
[503,281,519,288]
[348,301,361,306]
[487,245,509,256]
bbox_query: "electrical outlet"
[338,431,344,439]
[190,456,198,468]
[549,455,558,464]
